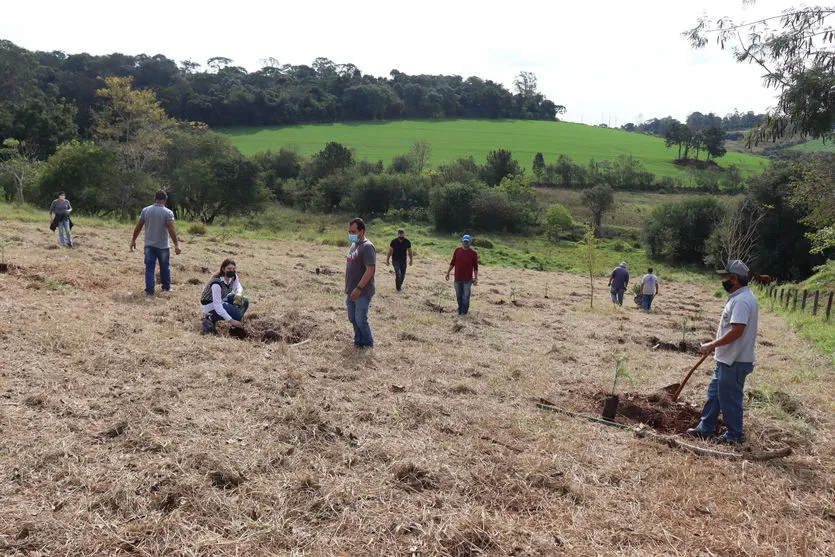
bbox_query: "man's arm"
[408,247,414,265]
[386,246,393,265]
[472,252,479,285]
[445,251,456,280]
[130,220,144,251]
[165,221,181,255]
[66,200,72,213]
[700,323,745,353]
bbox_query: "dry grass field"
[1,220,833,556]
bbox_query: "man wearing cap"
[445,235,479,315]
[608,261,629,306]
[687,260,759,445]
[130,190,181,296]
[386,228,413,292]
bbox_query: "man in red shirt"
[445,234,479,315]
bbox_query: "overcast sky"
[2,0,792,125]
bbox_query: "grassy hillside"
[219,119,769,179]
[790,138,835,152]
[1,214,832,555]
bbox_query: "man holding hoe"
[687,260,759,445]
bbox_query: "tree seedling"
[432,283,447,312]
[610,354,634,397]
[0,238,8,272]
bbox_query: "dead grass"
[0,220,833,556]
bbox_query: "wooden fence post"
[826,292,833,322]
[813,291,820,316]
[785,290,791,309]
[792,289,798,311]
[802,290,808,311]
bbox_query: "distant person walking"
[345,218,376,349]
[687,260,759,446]
[130,190,181,296]
[49,191,73,248]
[445,235,479,315]
[640,268,660,311]
[201,259,248,336]
[386,228,413,291]
[608,261,629,306]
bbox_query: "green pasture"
[790,138,835,153]
[219,119,769,180]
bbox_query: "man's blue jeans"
[611,288,625,305]
[694,361,754,441]
[144,246,171,295]
[454,280,472,315]
[57,218,72,246]
[346,295,373,347]
[642,294,654,311]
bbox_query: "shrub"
[644,196,724,263]
[472,237,494,249]
[471,188,517,231]
[187,222,207,235]
[543,203,573,243]
[429,182,480,232]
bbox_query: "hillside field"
[219,119,770,180]
[0,215,832,555]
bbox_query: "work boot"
[685,427,715,440]
[202,317,216,335]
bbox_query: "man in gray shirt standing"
[130,190,181,296]
[345,217,376,349]
[48,191,73,248]
[688,260,759,445]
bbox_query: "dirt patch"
[648,336,701,355]
[245,310,318,344]
[572,391,704,434]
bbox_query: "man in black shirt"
[386,228,414,291]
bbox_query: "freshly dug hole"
[245,310,318,344]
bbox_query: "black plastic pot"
[602,395,619,421]
[0,263,7,273]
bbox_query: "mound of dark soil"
[578,391,705,434]
[673,158,726,172]
[648,336,701,355]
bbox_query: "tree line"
[0,39,564,159]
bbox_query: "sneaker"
[202,318,217,335]
[686,427,715,440]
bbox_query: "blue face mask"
[462,242,471,247]
[348,233,360,243]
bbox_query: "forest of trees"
[0,40,563,158]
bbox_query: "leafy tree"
[789,153,835,255]
[532,152,545,181]
[36,140,118,212]
[471,188,518,232]
[92,76,174,174]
[497,177,539,230]
[309,141,354,181]
[481,149,522,187]
[0,139,40,202]
[543,203,573,243]
[643,197,724,263]
[664,120,690,159]
[429,182,480,232]
[390,154,413,174]
[686,4,835,143]
[702,126,727,160]
[408,140,431,173]
[581,185,614,236]
[513,71,538,98]
[162,128,264,223]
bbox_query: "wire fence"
[759,284,834,322]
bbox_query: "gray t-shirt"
[49,198,72,216]
[714,286,759,365]
[641,273,659,295]
[345,239,376,296]
[139,204,175,249]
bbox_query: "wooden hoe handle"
[672,352,711,402]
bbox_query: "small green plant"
[432,283,447,312]
[544,283,549,299]
[610,353,634,396]
[679,317,695,344]
[577,225,600,308]
[510,286,519,303]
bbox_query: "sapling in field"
[577,225,600,308]
[432,283,447,312]
[610,353,634,397]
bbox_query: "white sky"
[2,0,793,124]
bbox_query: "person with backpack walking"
[49,191,73,248]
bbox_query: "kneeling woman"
[201,259,249,335]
